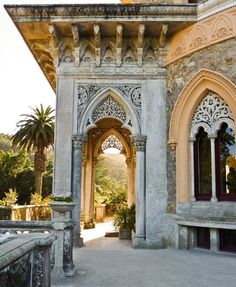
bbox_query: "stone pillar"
[126,158,134,206]
[210,136,217,202]
[189,139,196,202]
[71,134,87,246]
[131,135,147,247]
[210,228,219,252]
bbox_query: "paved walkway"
[52,221,236,287]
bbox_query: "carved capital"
[72,134,88,150]
[131,135,147,152]
[168,139,177,150]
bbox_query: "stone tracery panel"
[191,91,234,137]
[101,135,123,152]
[92,96,127,123]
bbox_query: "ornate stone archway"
[71,88,147,246]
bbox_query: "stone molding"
[131,135,147,151]
[167,6,236,64]
[72,134,88,150]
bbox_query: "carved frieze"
[167,7,236,64]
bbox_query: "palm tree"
[12,105,55,195]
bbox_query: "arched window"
[190,92,235,202]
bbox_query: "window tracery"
[101,135,123,152]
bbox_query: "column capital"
[131,135,147,152]
[72,134,87,150]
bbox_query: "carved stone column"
[72,134,87,246]
[210,135,217,202]
[189,138,196,202]
[126,158,134,206]
[131,135,147,247]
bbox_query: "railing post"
[63,225,75,276]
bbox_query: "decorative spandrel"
[191,92,234,137]
[92,96,127,123]
[101,135,123,152]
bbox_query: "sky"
[0,0,118,135]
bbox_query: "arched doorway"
[80,118,136,231]
[71,89,147,247]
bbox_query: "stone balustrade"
[0,233,55,287]
[0,216,76,282]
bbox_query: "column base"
[51,266,65,281]
[65,266,76,277]
[132,235,146,248]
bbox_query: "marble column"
[126,158,134,207]
[210,135,217,202]
[71,134,87,246]
[189,139,196,202]
[131,135,147,247]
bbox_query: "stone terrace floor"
[52,220,236,287]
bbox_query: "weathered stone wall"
[166,37,236,211]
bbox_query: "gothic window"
[190,92,235,201]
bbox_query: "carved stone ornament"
[101,135,123,152]
[77,83,142,120]
[131,135,147,151]
[92,96,127,123]
[72,134,88,149]
[191,91,234,137]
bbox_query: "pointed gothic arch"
[93,127,131,158]
[78,87,141,135]
[168,69,236,203]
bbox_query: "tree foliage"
[95,154,127,213]
[0,150,32,199]
[11,105,55,195]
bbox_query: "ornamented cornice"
[5,5,197,19]
[131,135,147,151]
[72,134,88,150]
